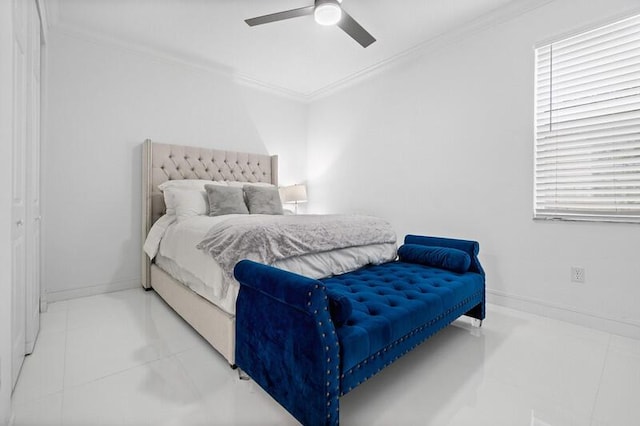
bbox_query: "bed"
[141,140,397,365]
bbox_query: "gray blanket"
[196,214,397,296]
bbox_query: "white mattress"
[147,215,397,315]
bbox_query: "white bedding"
[145,214,397,315]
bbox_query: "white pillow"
[163,189,177,216]
[164,189,209,221]
[161,180,226,216]
[158,179,227,193]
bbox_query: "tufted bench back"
[321,261,484,372]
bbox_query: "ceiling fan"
[245,0,376,48]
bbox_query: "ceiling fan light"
[314,3,342,26]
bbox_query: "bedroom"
[1,0,639,424]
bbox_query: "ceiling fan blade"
[337,10,376,48]
[245,5,315,27]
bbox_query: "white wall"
[307,0,640,336]
[43,0,640,336]
[0,0,14,421]
[43,31,308,300]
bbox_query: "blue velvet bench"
[233,235,485,426]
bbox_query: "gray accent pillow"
[205,185,249,216]
[243,185,284,215]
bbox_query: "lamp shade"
[280,184,308,204]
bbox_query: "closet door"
[25,0,41,355]
[11,0,28,388]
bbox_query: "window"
[534,13,640,223]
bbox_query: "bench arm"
[234,259,324,313]
[404,234,485,276]
[233,260,340,426]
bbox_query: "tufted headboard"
[141,139,278,287]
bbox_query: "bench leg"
[471,318,483,328]
[237,368,250,381]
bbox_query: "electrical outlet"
[571,266,585,283]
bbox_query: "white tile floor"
[10,288,640,426]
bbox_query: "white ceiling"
[47,0,520,98]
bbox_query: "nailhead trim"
[307,284,341,425]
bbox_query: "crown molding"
[51,23,235,78]
[307,0,554,101]
[234,73,310,103]
[534,5,640,48]
[47,0,553,104]
[48,23,309,103]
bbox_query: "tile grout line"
[588,333,612,426]
[57,296,175,401]
[57,291,200,394]
[59,291,155,392]
[60,356,162,393]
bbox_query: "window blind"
[534,13,640,223]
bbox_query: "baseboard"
[486,289,640,340]
[42,281,640,339]
[45,278,140,302]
